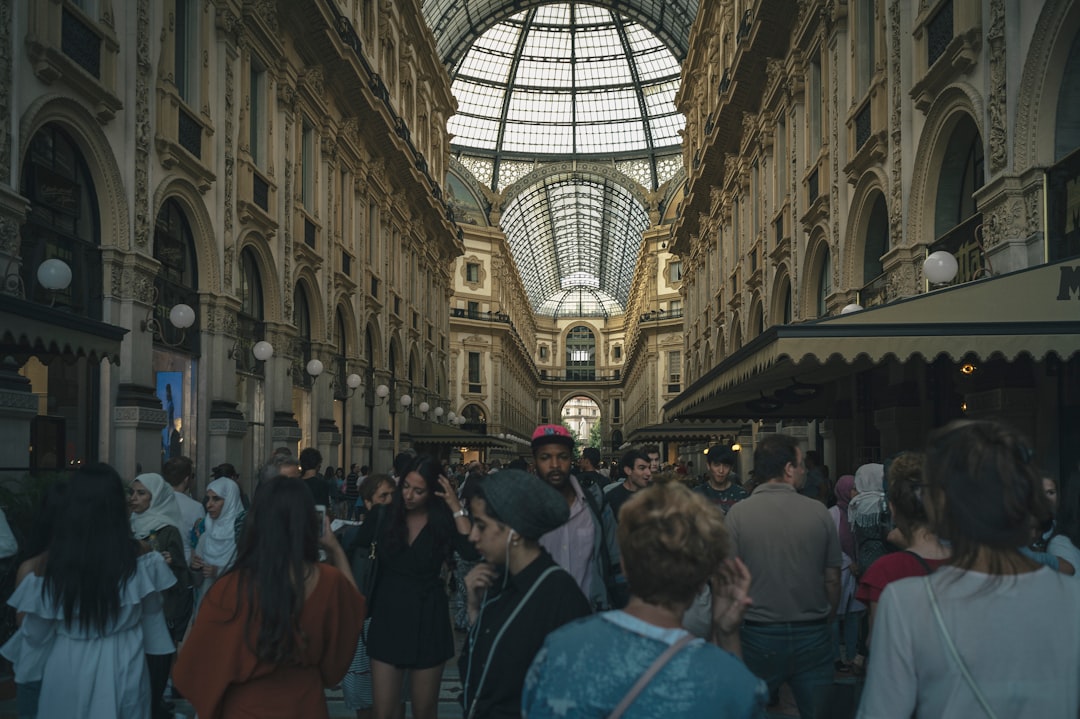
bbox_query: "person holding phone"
[345,455,475,719]
[459,469,591,718]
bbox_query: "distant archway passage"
[561,394,602,449]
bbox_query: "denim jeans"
[741,621,834,719]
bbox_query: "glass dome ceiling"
[447,3,684,169]
[432,2,687,319]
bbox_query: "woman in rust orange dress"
[173,475,364,719]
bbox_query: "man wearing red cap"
[530,424,623,610]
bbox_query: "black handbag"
[350,506,385,601]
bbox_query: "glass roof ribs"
[421,0,699,68]
[502,172,648,318]
[445,3,684,190]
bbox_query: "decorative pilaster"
[112,383,167,480]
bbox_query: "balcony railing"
[450,308,511,322]
[638,308,684,322]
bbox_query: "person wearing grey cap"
[459,470,591,719]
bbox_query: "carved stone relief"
[134,0,151,248]
[0,0,11,173]
[889,0,904,246]
[986,0,1007,174]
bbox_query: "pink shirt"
[539,476,595,598]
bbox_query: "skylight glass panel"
[624,23,664,52]
[576,56,633,87]
[574,5,612,24]
[634,50,680,82]
[643,80,679,114]
[506,90,572,124]
[473,22,522,53]
[451,80,505,116]
[500,122,574,154]
[522,27,572,58]
[457,49,513,83]
[648,113,685,146]
[515,59,574,87]
[534,4,570,24]
[577,26,623,57]
[562,271,600,289]
[575,89,639,123]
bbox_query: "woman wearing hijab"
[858,420,1080,717]
[458,469,592,718]
[847,463,890,575]
[191,476,243,611]
[828,474,865,673]
[129,473,195,719]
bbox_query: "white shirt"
[1049,534,1080,575]
[859,565,1080,718]
[539,476,595,598]
[173,490,206,562]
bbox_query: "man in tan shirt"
[725,434,841,719]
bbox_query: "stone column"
[207,400,249,493]
[112,383,166,480]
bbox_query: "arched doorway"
[561,395,601,449]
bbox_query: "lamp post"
[332,369,362,471]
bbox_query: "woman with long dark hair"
[1,463,175,718]
[859,420,1080,717]
[345,454,475,719]
[173,475,364,718]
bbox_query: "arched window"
[1055,32,1080,161]
[781,278,793,324]
[817,249,831,317]
[461,403,486,433]
[292,285,313,388]
[20,124,102,317]
[933,115,985,280]
[153,199,199,353]
[236,248,264,373]
[863,192,889,283]
[566,326,596,381]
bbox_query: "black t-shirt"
[605,483,635,520]
[304,476,334,507]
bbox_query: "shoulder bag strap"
[464,566,560,719]
[904,550,935,575]
[922,576,998,719]
[607,633,695,719]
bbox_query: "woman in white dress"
[1,462,175,719]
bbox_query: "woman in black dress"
[347,455,475,719]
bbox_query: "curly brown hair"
[617,482,730,610]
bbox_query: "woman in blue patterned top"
[523,481,767,718]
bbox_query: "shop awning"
[627,419,746,443]
[665,258,1080,420]
[0,293,128,365]
[407,418,516,448]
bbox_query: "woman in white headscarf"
[846,463,889,576]
[129,472,194,719]
[191,477,243,612]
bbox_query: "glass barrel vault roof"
[501,172,650,318]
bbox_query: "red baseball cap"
[531,424,575,451]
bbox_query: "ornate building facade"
[0,0,462,491]
[670,0,1080,476]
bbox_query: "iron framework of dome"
[424,2,689,318]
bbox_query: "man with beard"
[531,424,622,610]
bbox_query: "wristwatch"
[453,508,469,518]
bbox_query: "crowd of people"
[0,416,1077,718]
